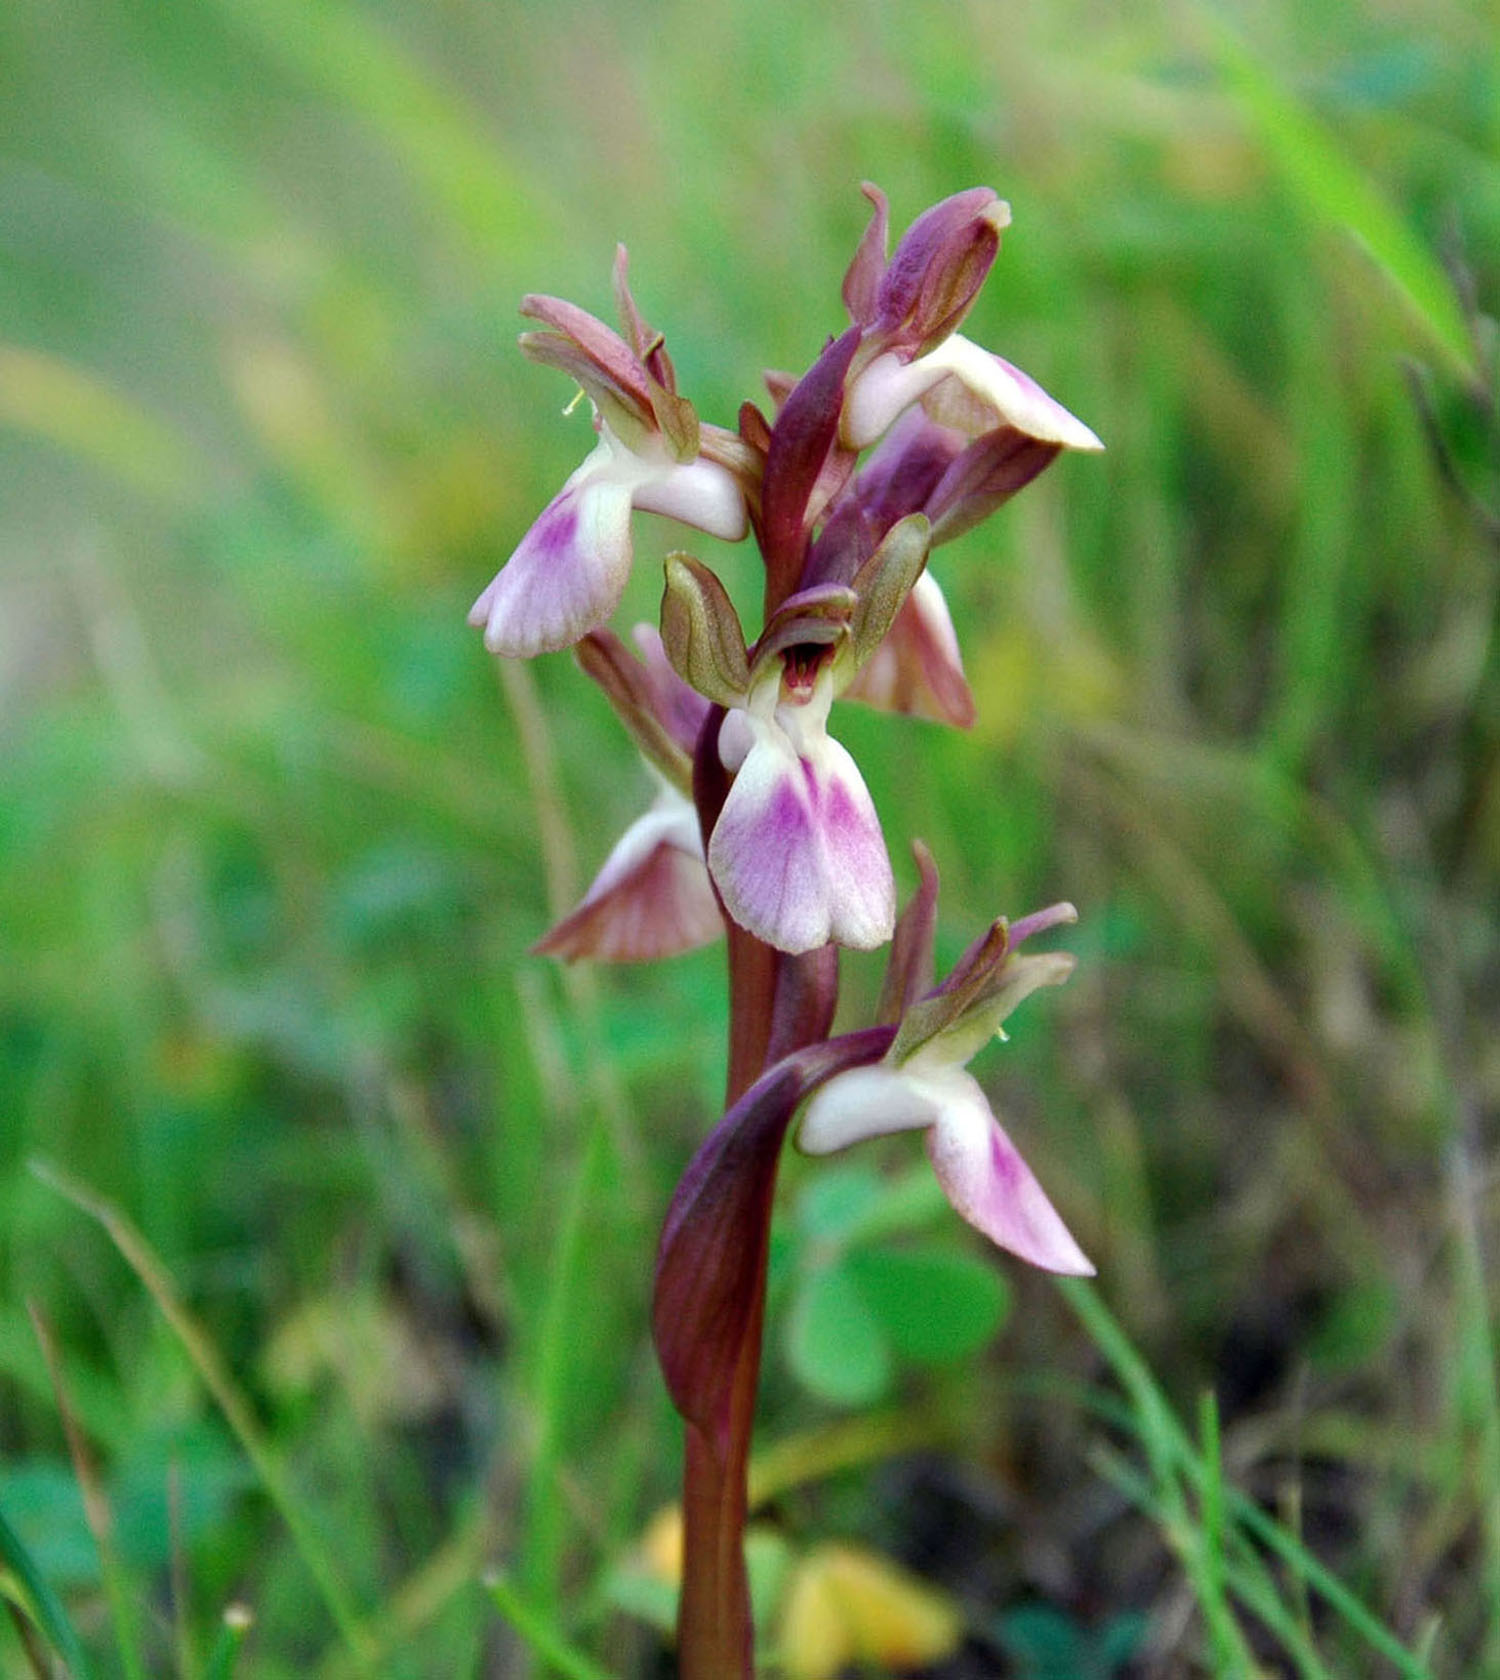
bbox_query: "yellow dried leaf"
[779,1542,962,1679]
[779,1550,852,1680]
[637,1505,684,1584]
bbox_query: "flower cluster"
[474,186,1098,960]
[473,185,1101,1676]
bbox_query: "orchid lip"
[470,422,748,658]
[798,1061,1092,1275]
[709,666,894,954]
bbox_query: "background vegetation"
[2,0,1497,1672]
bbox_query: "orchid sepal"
[661,553,752,708]
[844,334,1103,455]
[533,784,723,963]
[891,903,1078,1066]
[842,512,931,680]
[797,1061,1092,1275]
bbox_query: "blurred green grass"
[1,0,1498,1672]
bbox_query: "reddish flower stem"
[676,1247,767,1676]
[676,917,774,1678]
[676,716,840,1677]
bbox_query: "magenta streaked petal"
[843,571,975,729]
[534,796,722,962]
[632,455,748,541]
[471,462,635,657]
[708,724,894,955]
[709,730,830,954]
[924,1070,1093,1275]
[816,735,896,948]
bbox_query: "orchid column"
[471,187,1102,1678]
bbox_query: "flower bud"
[873,187,1011,360]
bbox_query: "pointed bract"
[876,840,941,1025]
[841,183,890,328]
[926,428,1063,544]
[576,626,704,792]
[654,1029,894,1433]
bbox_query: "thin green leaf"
[29,1161,374,1671]
[0,1497,93,1679]
[486,1576,614,1680]
[1200,14,1475,381]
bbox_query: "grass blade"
[202,1606,253,1680]
[28,1304,146,1680]
[1198,14,1475,381]
[1060,1277,1433,1679]
[0,1497,93,1679]
[29,1160,376,1672]
[485,1575,614,1680]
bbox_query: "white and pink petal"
[813,735,896,949]
[707,723,894,956]
[632,454,749,541]
[709,726,833,955]
[798,1063,944,1153]
[921,1068,1093,1275]
[533,794,722,962]
[799,1062,1092,1277]
[471,422,749,660]
[918,337,1102,451]
[469,449,635,657]
[844,336,1101,454]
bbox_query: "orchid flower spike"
[470,260,750,659]
[799,899,1093,1274]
